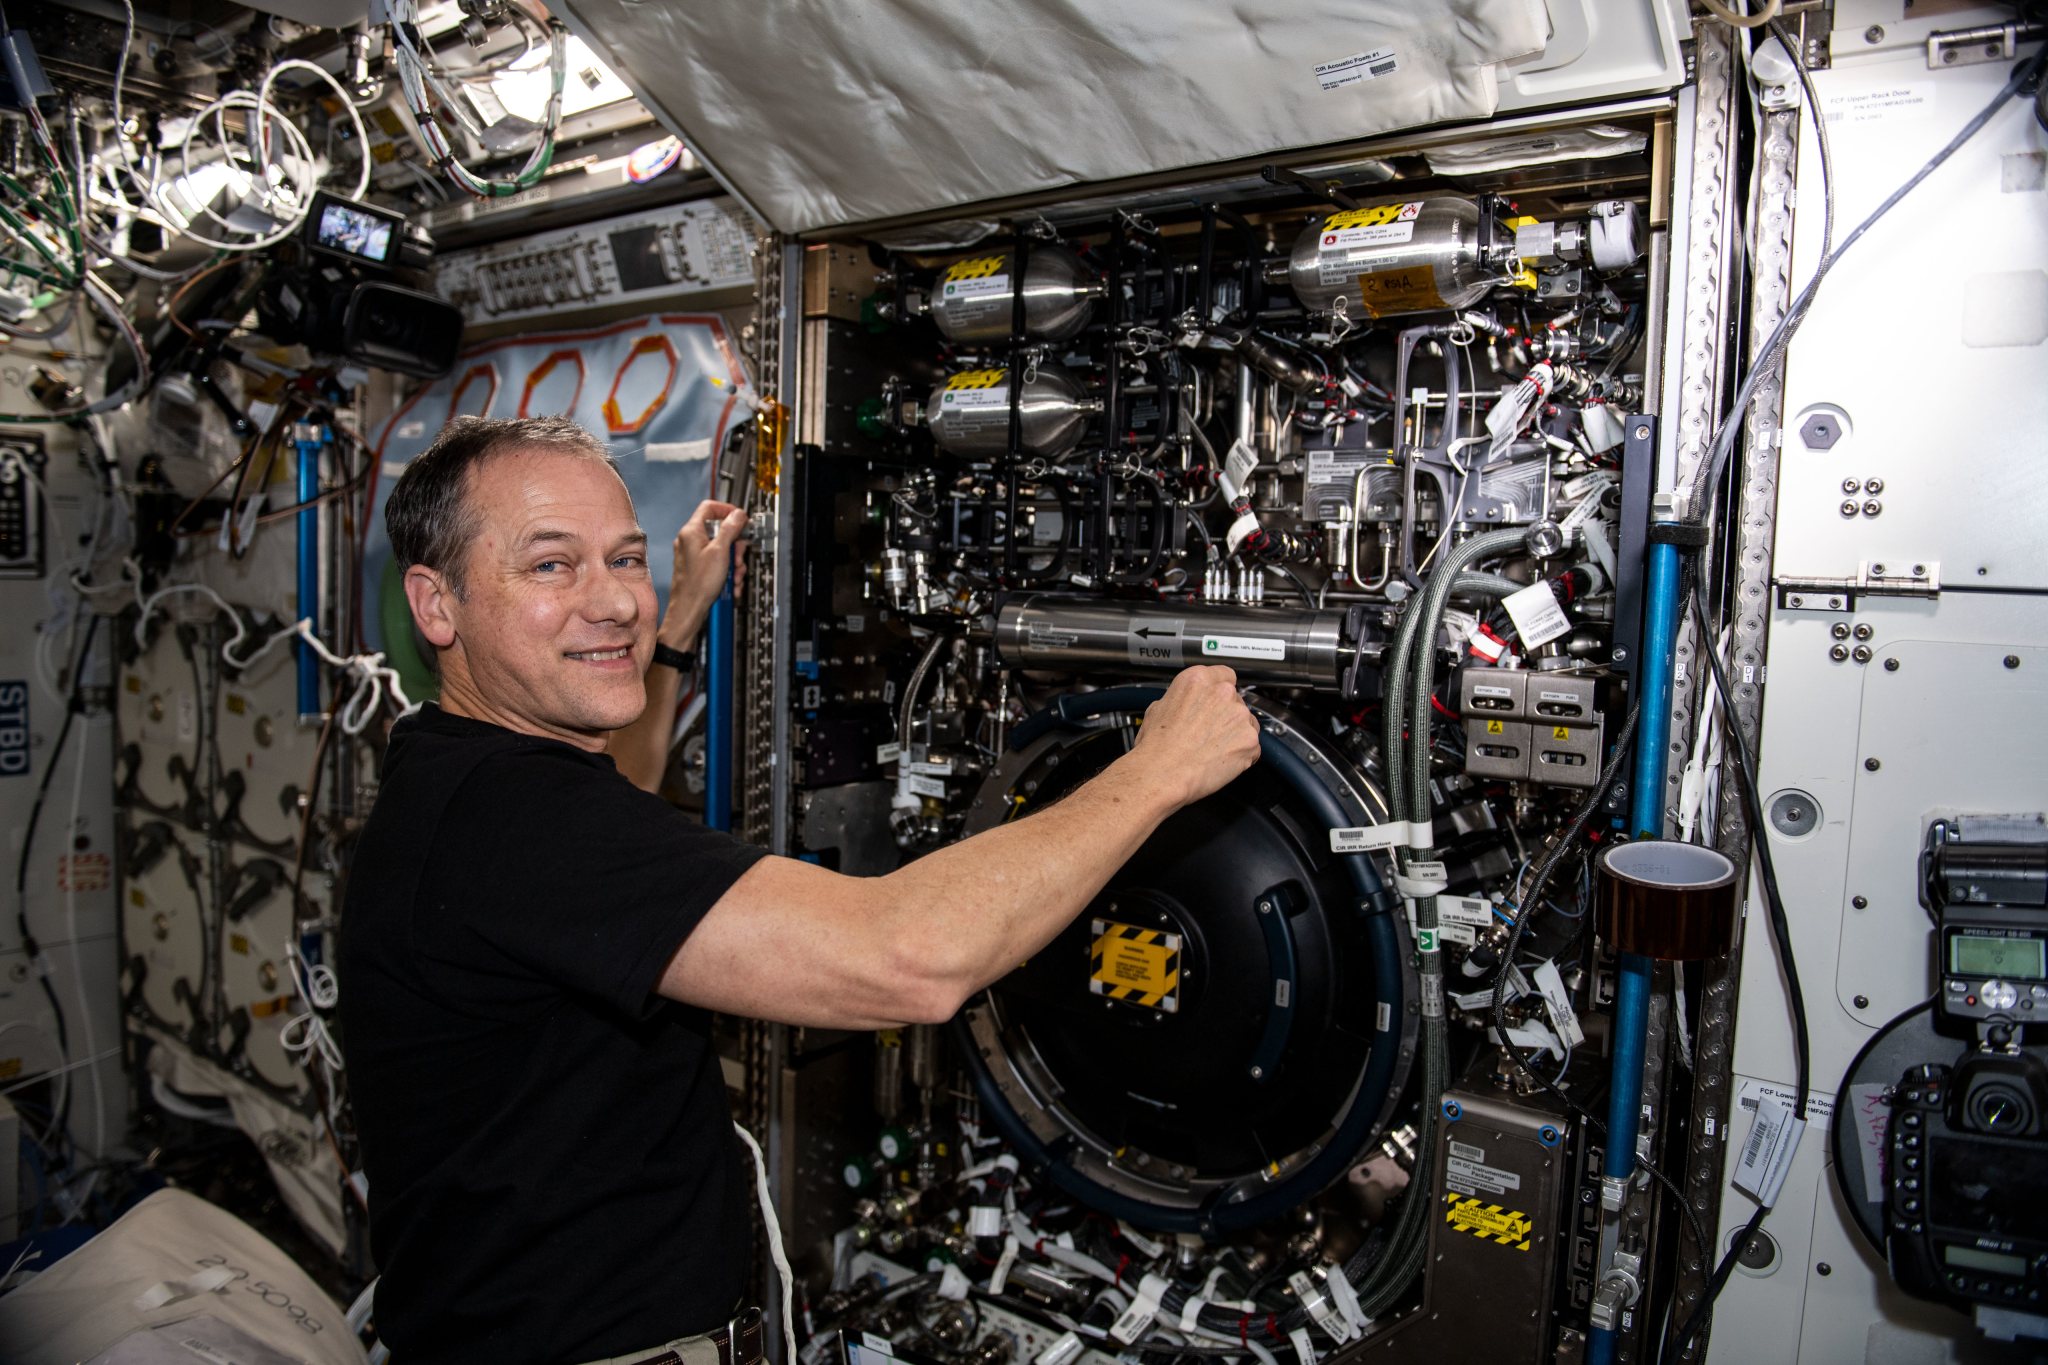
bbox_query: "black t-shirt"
[338,705,770,1364]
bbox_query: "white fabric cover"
[0,1188,365,1365]
[555,0,1551,232]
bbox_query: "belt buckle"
[725,1306,763,1365]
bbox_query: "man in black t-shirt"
[339,416,1260,1365]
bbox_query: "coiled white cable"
[733,1120,798,1363]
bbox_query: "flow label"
[1314,48,1400,92]
[1439,895,1496,929]
[1127,620,1184,665]
[1201,635,1286,662]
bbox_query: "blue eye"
[613,554,647,571]
[534,560,566,573]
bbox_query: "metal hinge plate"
[1777,561,1940,612]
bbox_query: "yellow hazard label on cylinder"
[943,255,1006,282]
[945,369,1007,391]
[1355,265,1443,318]
[1444,1193,1532,1250]
[1089,918,1182,1013]
[1323,203,1419,231]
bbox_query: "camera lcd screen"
[1948,933,2046,980]
[1929,1138,2048,1237]
[1943,1244,2028,1276]
[313,199,397,265]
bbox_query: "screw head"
[1864,500,1883,517]
[1865,757,1881,771]
[1852,645,1873,663]
[1865,478,1884,494]
[1829,644,1850,661]
[1854,995,1871,1009]
[1249,1065,1264,1080]
[1257,900,1271,914]
[1871,564,1887,578]
[2005,655,2022,669]
[1840,500,1860,518]
[1831,623,1851,640]
[1842,478,1861,495]
[1853,624,1874,641]
[1852,895,1869,909]
[1865,24,1885,42]
[1817,1263,1833,1277]
[1884,658,1900,672]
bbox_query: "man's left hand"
[663,500,748,646]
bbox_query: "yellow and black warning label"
[944,369,1007,391]
[1355,265,1443,318]
[1552,725,1572,741]
[1089,918,1182,1013]
[943,255,1006,283]
[1485,719,1505,735]
[1323,203,1419,232]
[1444,1193,1532,1250]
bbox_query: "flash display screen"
[1948,934,2047,979]
[1943,1244,2028,1277]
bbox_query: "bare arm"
[658,666,1261,1028]
[611,501,747,793]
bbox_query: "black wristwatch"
[652,642,696,672]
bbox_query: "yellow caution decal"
[945,369,1007,391]
[1323,202,1419,231]
[1553,726,1573,741]
[1088,918,1183,1013]
[1485,719,1505,735]
[943,255,1007,283]
[1444,1193,1533,1250]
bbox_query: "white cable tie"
[1178,1295,1208,1333]
[1394,873,1448,899]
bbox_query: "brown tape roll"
[1596,840,1740,961]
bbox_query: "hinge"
[1777,560,1939,611]
[1927,22,2043,70]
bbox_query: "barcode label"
[1314,47,1401,92]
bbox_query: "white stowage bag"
[551,0,1552,232]
[0,1188,366,1365]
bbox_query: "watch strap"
[652,642,696,672]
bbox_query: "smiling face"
[410,447,655,750]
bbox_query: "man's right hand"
[1125,666,1262,809]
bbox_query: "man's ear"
[404,564,459,650]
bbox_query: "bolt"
[1840,500,1860,518]
[1866,478,1884,494]
[1635,425,1651,441]
[1852,646,1873,664]
[1865,757,1881,771]
[1852,895,1869,909]
[1831,623,1851,640]
[1841,478,1861,495]
[1864,500,1883,517]
[1854,995,1870,1009]
[2005,655,2022,669]
[1257,900,1271,914]
[1865,24,1885,42]
[1613,647,1628,662]
[1250,1065,1264,1080]
[1853,624,1873,641]
[1884,658,1899,672]
[1911,564,1925,577]
[1827,598,1843,610]
[1871,564,1886,578]
[1829,644,1850,662]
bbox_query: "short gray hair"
[385,415,617,599]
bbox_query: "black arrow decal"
[1134,627,1178,639]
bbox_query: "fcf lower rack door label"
[1089,919,1182,1013]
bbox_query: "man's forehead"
[470,447,636,524]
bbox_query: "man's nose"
[583,561,641,624]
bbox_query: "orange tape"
[446,363,499,424]
[602,332,680,435]
[518,349,587,418]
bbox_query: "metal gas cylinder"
[1276,196,1510,319]
[926,364,1099,460]
[926,245,1102,343]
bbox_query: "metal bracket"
[1778,560,1940,611]
[1927,22,2043,70]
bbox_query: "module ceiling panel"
[553,0,1687,235]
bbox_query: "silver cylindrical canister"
[927,365,1098,460]
[929,245,1102,343]
[996,594,1351,690]
[1279,196,1504,318]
